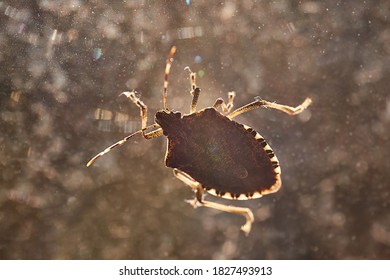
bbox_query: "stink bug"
[87,46,312,234]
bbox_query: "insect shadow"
[87,46,312,234]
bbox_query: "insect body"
[156,108,281,200]
[87,46,312,234]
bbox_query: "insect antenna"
[163,46,177,110]
[86,123,159,167]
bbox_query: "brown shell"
[162,107,281,200]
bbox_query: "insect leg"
[86,123,160,167]
[185,67,201,113]
[212,91,236,114]
[227,97,312,119]
[143,127,163,139]
[201,200,254,235]
[163,46,177,110]
[120,91,163,139]
[173,168,254,235]
[173,169,203,202]
[121,91,148,129]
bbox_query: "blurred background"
[0,0,389,259]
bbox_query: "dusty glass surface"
[0,1,389,259]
